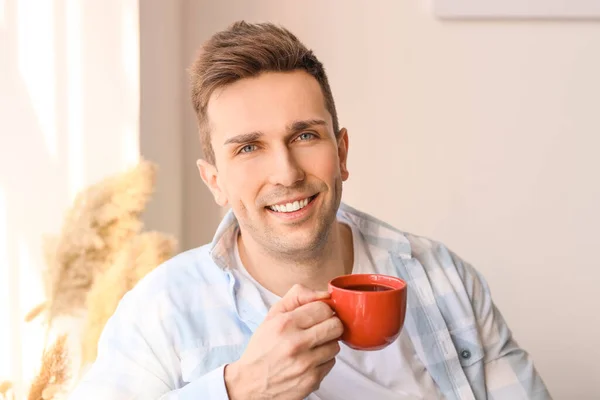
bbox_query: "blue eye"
[297,132,315,141]
[239,144,257,154]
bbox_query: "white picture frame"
[434,0,600,19]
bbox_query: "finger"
[311,341,341,367]
[295,340,339,374]
[302,316,344,348]
[299,355,337,394]
[315,356,337,380]
[290,301,335,329]
[268,284,330,316]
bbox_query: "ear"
[197,159,229,207]
[337,128,349,181]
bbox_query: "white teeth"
[269,197,311,213]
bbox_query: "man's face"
[198,70,349,257]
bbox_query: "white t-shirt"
[232,222,442,400]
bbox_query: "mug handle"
[320,298,336,312]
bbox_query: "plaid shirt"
[70,203,551,399]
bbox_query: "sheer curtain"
[0,0,140,397]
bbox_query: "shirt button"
[460,349,471,359]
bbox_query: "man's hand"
[224,284,343,400]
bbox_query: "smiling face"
[198,70,349,258]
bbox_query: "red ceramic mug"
[321,274,407,351]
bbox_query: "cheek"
[222,163,264,207]
[297,145,340,178]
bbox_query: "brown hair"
[189,21,339,165]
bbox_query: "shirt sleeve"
[68,291,231,400]
[452,253,553,400]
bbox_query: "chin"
[273,224,330,255]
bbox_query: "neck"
[237,221,354,297]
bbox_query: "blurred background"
[1,0,599,399]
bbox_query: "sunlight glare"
[67,0,84,201]
[122,123,140,167]
[0,0,5,29]
[121,0,140,166]
[17,0,57,159]
[122,0,139,93]
[0,186,12,382]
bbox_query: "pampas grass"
[80,231,176,365]
[18,159,178,397]
[45,161,157,321]
[27,335,69,400]
[26,161,157,324]
[0,381,13,400]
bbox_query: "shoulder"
[339,202,489,301]
[405,232,490,299]
[115,243,230,320]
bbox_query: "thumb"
[268,284,330,316]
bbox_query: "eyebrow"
[223,132,262,145]
[223,119,328,146]
[287,119,327,134]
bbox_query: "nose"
[267,147,305,187]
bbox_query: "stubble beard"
[243,177,343,265]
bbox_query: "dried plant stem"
[27,335,69,400]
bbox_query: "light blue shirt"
[69,203,551,399]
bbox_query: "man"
[70,21,550,399]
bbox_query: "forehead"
[206,71,332,141]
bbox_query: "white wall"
[139,0,183,243]
[182,1,600,398]
[181,1,225,250]
[0,0,140,396]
